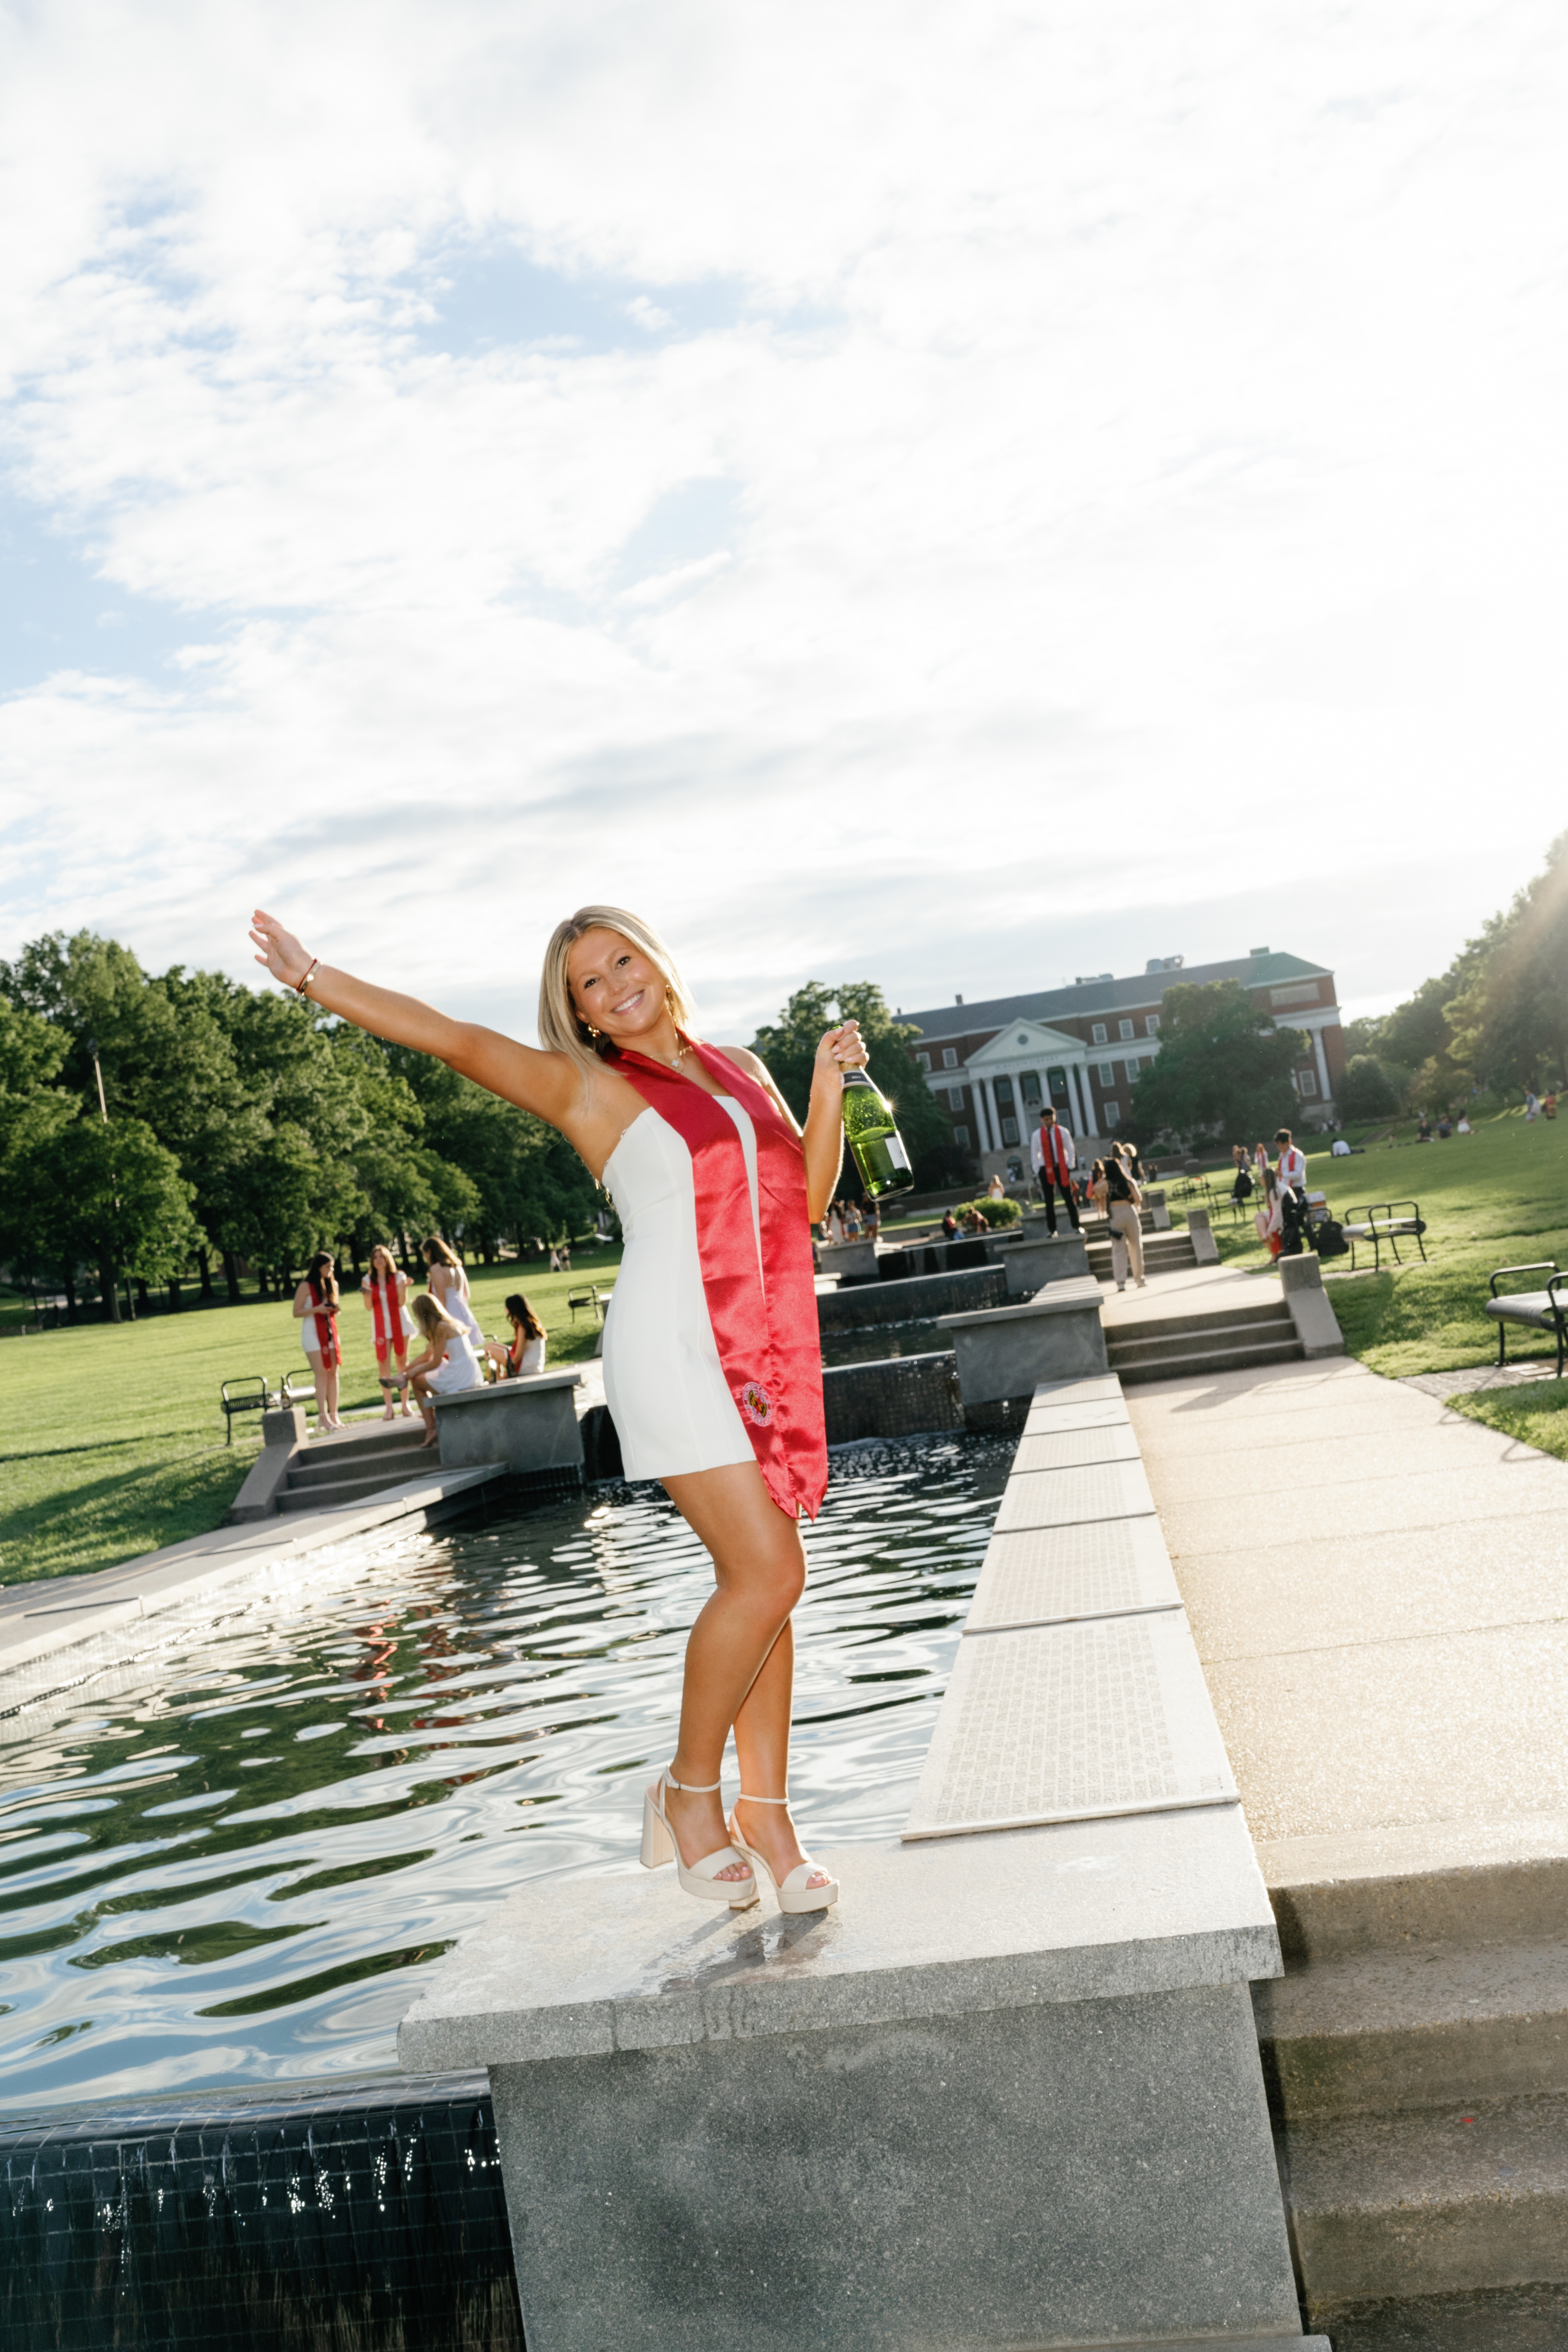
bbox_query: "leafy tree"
[1338,1055,1401,1122]
[749,981,955,1189]
[5,1115,201,1321]
[1128,982,1306,1151]
[381,1045,597,1255]
[1445,830,1568,1093]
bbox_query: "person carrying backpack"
[1102,1145,1146,1291]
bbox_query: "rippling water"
[0,1436,1011,2112]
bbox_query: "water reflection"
[0,1435,1010,2111]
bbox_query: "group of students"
[1229,1129,1310,1258]
[821,1197,880,1243]
[290,1236,548,1444]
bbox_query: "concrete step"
[292,1425,429,1472]
[277,1460,436,1511]
[1111,1335,1305,1384]
[1263,1851,1568,2315]
[1107,1299,1293,1346]
[1255,1941,1568,2121]
[1281,2092,1568,2306]
[1086,1239,1197,1274]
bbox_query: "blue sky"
[3,0,1567,1040]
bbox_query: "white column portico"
[943,1021,1100,1177]
[1065,1062,1090,1144]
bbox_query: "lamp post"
[84,1036,133,1321]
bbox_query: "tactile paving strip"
[904,1613,1237,1838]
[994,1460,1156,1532]
[1016,1400,1130,1436]
[965,1517,1181,1633]
[1026,1375,1124,1417]
[1013,1425,1141,1474]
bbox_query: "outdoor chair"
[1486,1263,1568,1378]
[567,1285,612,1323]
[1340,1200,1428,1272]
[219,1375,271,1444]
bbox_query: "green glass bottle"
[841,1066,915,1196]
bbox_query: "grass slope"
[1183,1108,1568,1456]
[0,1249,619,1586]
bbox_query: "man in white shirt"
[1031,1108,1080,1234]
[1274,1128,1308,1195]
[1330,1136,1352,1157]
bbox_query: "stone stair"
[1105,1296,1302,1383]
[1256,1858,1568,2336]
[1085,1229,1198,1282]
[276,1420,437,1513]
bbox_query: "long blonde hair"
[409,1293,461,1346]
[538,905,698,1072]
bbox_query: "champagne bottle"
[841,1067,915,1196]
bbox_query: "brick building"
[902,949,1345,1179]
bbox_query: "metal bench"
[280,1369,317,1412]
[1486,1263,1568,1377]
[220,1375,272,1444]
[1340,1200,1428,1272]
[567,1285,613,1324]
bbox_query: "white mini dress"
[601,1101,762,1481]
[426,1329,485,1396]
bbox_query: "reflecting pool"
[0,1436,1010,2111]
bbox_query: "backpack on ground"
[1314,1216,1349,1258]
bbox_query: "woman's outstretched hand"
[250,909,310,990]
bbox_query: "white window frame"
[942,1047,958,1069]
[1091,1023,1107,1045]
[947,1087,965,1111]
[916,1051,930,1071]
[1118,1019,1135,1041]
[1001,1117,1020,1145]
[1098,1062,1115,1085]
[1145,1014,1160,1035]
[1298,1067,1319,1098]
[953,1122,971,1147]
[1103,1099,1120,1126]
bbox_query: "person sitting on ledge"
[487,1292,547,1380]
[399,1292,485,1447]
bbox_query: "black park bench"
[220,1375,272,1444]
[1486,1263,1568,1379]
[1340,1201,1428,1273]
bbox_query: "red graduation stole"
[307,1278,341,1367]
[609,1040,828,1521]
[369,1269,403,1354]
[1041,1122,1071,1180]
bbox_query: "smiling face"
[565,927,672,1049]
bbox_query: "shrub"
[952,1195,1024,1228]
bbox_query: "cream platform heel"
[641,1769,757,1908]
[728,1793,840,1915]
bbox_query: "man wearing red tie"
[1031,1107,1080,1234]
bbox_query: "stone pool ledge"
[398,1373,1321,2352]
[0,1459,505,1709]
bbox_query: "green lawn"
[0,1249,619,1587]
[1171,1109,1568,1456]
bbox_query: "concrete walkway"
[1126,1356,1568,1889]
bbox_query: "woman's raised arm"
[249,909,578,1127]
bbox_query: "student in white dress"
[400,1292,484,1447]
[422,1237,484,1345]
[249,900,862,1915]
[487,1293,547,1379]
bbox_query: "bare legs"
[379,1350,412,1418]
[659,1461,830,1895]
[407,1370,439,1445]
[305,1352,342,1430]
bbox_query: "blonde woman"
[421,1236,484,1347]
[361,1243,413,1420]
[249,902,861,1915]
[400,1291,485,1446]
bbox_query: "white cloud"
[2,0,1567,1038]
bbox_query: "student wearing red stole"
[249,901,854,1915]
[361,1243,412,1420]
[290,1250,344,1431]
